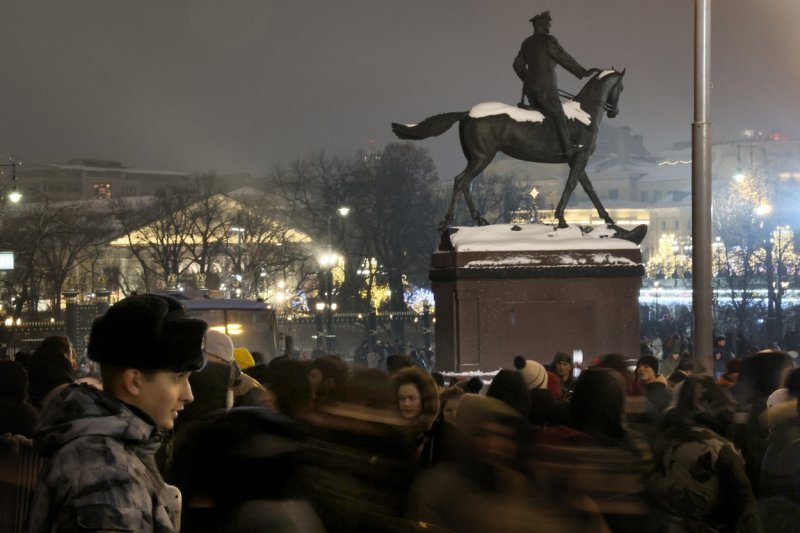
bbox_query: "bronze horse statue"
[392,69,630,234]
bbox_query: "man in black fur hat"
[28,294,207,532]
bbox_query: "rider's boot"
[553,116,580,158]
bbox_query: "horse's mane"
[574,69,619,101]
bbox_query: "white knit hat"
[514,355,548,390]
[204,329,234,363]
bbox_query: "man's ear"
[120,368,146,397]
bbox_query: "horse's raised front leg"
[578,170,616,226]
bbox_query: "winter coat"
[650,424,761,532]
[27,384,181,532]
[761,404,800,503]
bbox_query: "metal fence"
[276,310,433,360]
[3,306,434,364]
[4,321,67,357]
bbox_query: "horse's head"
[605,69,625,118]
[577,68,625,120]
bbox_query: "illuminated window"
[93,183,112,199]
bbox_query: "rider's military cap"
[530,11,551,23]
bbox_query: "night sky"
[2,0,799,180]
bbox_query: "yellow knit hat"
[233,346,255,370]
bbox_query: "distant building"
[16,159,194,202]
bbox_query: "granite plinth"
[430,224,644,372]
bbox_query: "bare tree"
[712,185,764,336]
[113,187,199,290]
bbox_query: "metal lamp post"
[319,206,350,352]
[0,161,22,203]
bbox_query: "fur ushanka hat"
[88,294,207,372]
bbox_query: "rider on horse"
[513,11,599,159]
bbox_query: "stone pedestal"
[430,225,644,372]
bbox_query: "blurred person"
[651,376,761,532]
[260,357,312,419]
[713,335,732,380]
[455,375,484,394]
[761,368,800,504]
[308,354,348,406]
[303,367,418,532]
[13,350,32,371]
[409,394,587,532]
[717,357,742,388]
[27,336,76,411]
[440,386,465,425]
[597,353,642,396]
[27,294,207,532]
[487,369,531,419]
[386,353,414,376]
[546,370,563,401]
[202,329,268,408]
[543,367,654,530]
[635,354,672,423]
[660,346,682,378]
[168,408,324,532]
[514,355,560,425]
[0,359,38,437]
[390,366,440,463]
[551,351,576,400]
[731,349,794,495]
[430,371,445,391]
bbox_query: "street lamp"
[319,206,351,352]
[0,161,22,203]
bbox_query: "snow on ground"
[449,223,639,252]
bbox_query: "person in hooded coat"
[651,376,762,532]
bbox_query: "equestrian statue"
[391,11,646,244]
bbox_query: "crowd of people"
[2,294,800,531]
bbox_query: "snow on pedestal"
[431,223,643,372]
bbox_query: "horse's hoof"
[438,220,452,231]
[556,218,569,229]
[477,217,490,226]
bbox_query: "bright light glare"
[755,203,773,217]
[337,206,351,217]
[8,190,21,203]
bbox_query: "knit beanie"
[514,355,548,390]
[552,352,573,366]
[204,330,235,363]
[636,354,660,374]
[487,369,531,418]
[233,347,256,370]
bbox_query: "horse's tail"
[391,111,467,140]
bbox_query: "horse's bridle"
[558,76,621,115]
